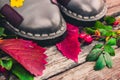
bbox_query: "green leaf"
[0,58,13,70]
[93,44,103,49]
[104,45,115,56]
[84,28,95,34]
[11,64,34,80]
[104,25,113,31]
[103,51,113,68]
[94,54,106,70]
[104,16,115,25]
[94,21,105,29]
[99,29,109,36]
[111,32,117,37]
[86,49,102,61]
[0,27,5,36]
[106,38,116,46]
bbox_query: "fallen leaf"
[10,0,24,8]
[56,23,81,62]
[95,30,101,37]
[0,39,47,76]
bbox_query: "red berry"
[113,21,119,26]
[84,35,93,44]
[79,33,87,39]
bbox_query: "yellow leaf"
[106,36,110,41]
[95,30,101,36]
[117,30,120,34]
[10,0,24,8]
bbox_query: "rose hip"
[79,33,87,39]
[84,35,93,44]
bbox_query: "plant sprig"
[86,16,119,70]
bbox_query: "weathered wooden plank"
[35,41,99,80]
[48,48,120,80]
[107,5,120,15]
[105,0,120,9]
[105,0,120,15]
[35,0,120,79]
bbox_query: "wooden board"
[49,49,120,80]
[35,0,120,80]
[105,0,120,15]
[35,41,100,80]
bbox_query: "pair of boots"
[0,0,107,43]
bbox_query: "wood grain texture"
[105,0,120,8]
[35,41,99,80]
[105,0,120,15]
[35,0,120,80]
[48,49,120,80]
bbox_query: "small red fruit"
[79,33,87,39]
[113,21,119,26]
[84,35,93,44]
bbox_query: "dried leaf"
[95,30,101,37]
[56,23,81,62]
[106,36,110,42]
[0,39,47,76]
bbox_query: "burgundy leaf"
[0,65,6,73]
[0,39,47,76]
[56,23,81,62]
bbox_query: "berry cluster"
[79,32,93,44]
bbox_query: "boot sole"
[58,3,107,21]
[3,17,66,40]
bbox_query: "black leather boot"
[0,0,66,41]
[57,0,107,21]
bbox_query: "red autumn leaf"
[0,39,47,76]
[56,23,81,62]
